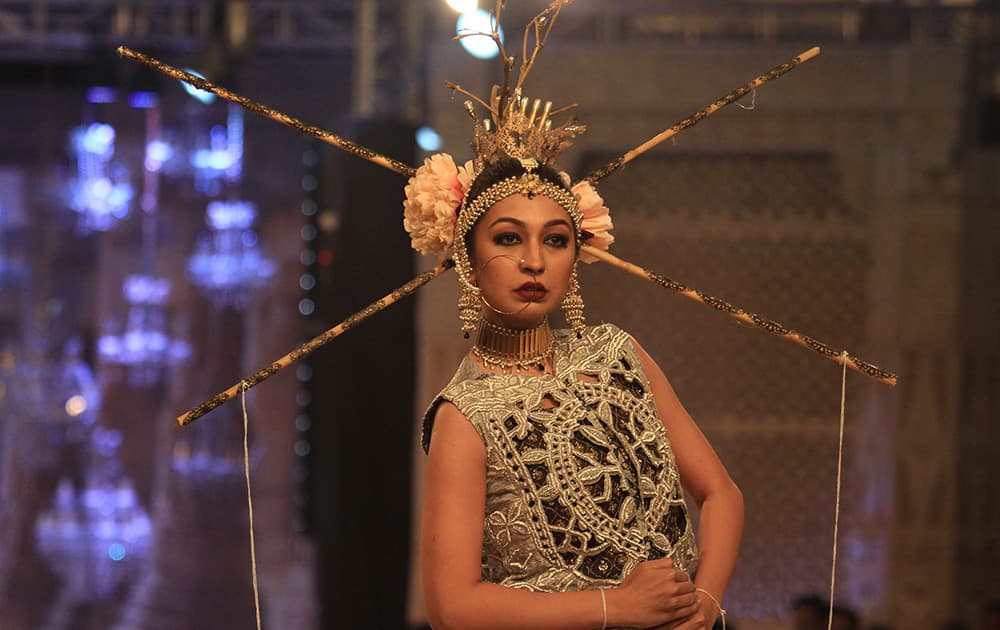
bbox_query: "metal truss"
[539,1,992,47]
[0,1,365,61]
[1,1,993,62]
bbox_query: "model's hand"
[607,558,700,628]
[649,590,720,630]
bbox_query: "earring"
[561,267,586,338]
[458,286,480,339]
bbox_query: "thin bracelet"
[695,587,726,630]
[599,588,607,630]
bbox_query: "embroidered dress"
[423,323,699,592]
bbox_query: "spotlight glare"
[456,10,502,60]
[180,69,217,104]
[416,126,443,152]
[446,0,477,13]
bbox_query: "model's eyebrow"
[488,217,573,230]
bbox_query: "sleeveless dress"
[423,323,699,592]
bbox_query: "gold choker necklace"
[472,318,554,372]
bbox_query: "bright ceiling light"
[446,0,477,12]
[456,9,501,60]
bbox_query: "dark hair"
[462,157,575,261]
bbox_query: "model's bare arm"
[631,337,745,629]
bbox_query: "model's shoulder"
[421,358,507,452]
[437,357,497,399]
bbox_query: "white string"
[241,381,263,630]
[696,587,726,630]
[826,352,848,630]
[737,88,757,110]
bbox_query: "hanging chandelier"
[172,397,263,479]
[190,103,243,197]
[98,275,191,387]
[34,427,153,602]
[186,200,276,309]
[66,121,135,233]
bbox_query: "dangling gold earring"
[561,267,586,337]
[458,286,480,339]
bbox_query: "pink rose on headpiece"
[572,180,614,264]
[402,154,474,260]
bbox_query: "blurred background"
[0,1,997,629]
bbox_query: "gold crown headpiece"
[452,1,584,175]
[465,85,587,175]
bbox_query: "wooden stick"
[586,47,821,183]
[117,46,417,178]
[580,244,897,386]
[176,261,454,426]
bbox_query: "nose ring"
[519,258,525,265]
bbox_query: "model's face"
[469,193,576,329]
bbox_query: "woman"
[414,156,744,630]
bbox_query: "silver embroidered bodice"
[423,323,699,592]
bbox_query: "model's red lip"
[516,282,546,291]
[515,284,548,302]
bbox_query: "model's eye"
[493,232,521,246]
[545,233,570,248]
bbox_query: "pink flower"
[457,159,475,194]
[572,180,614,263]
[402,154,474,259]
